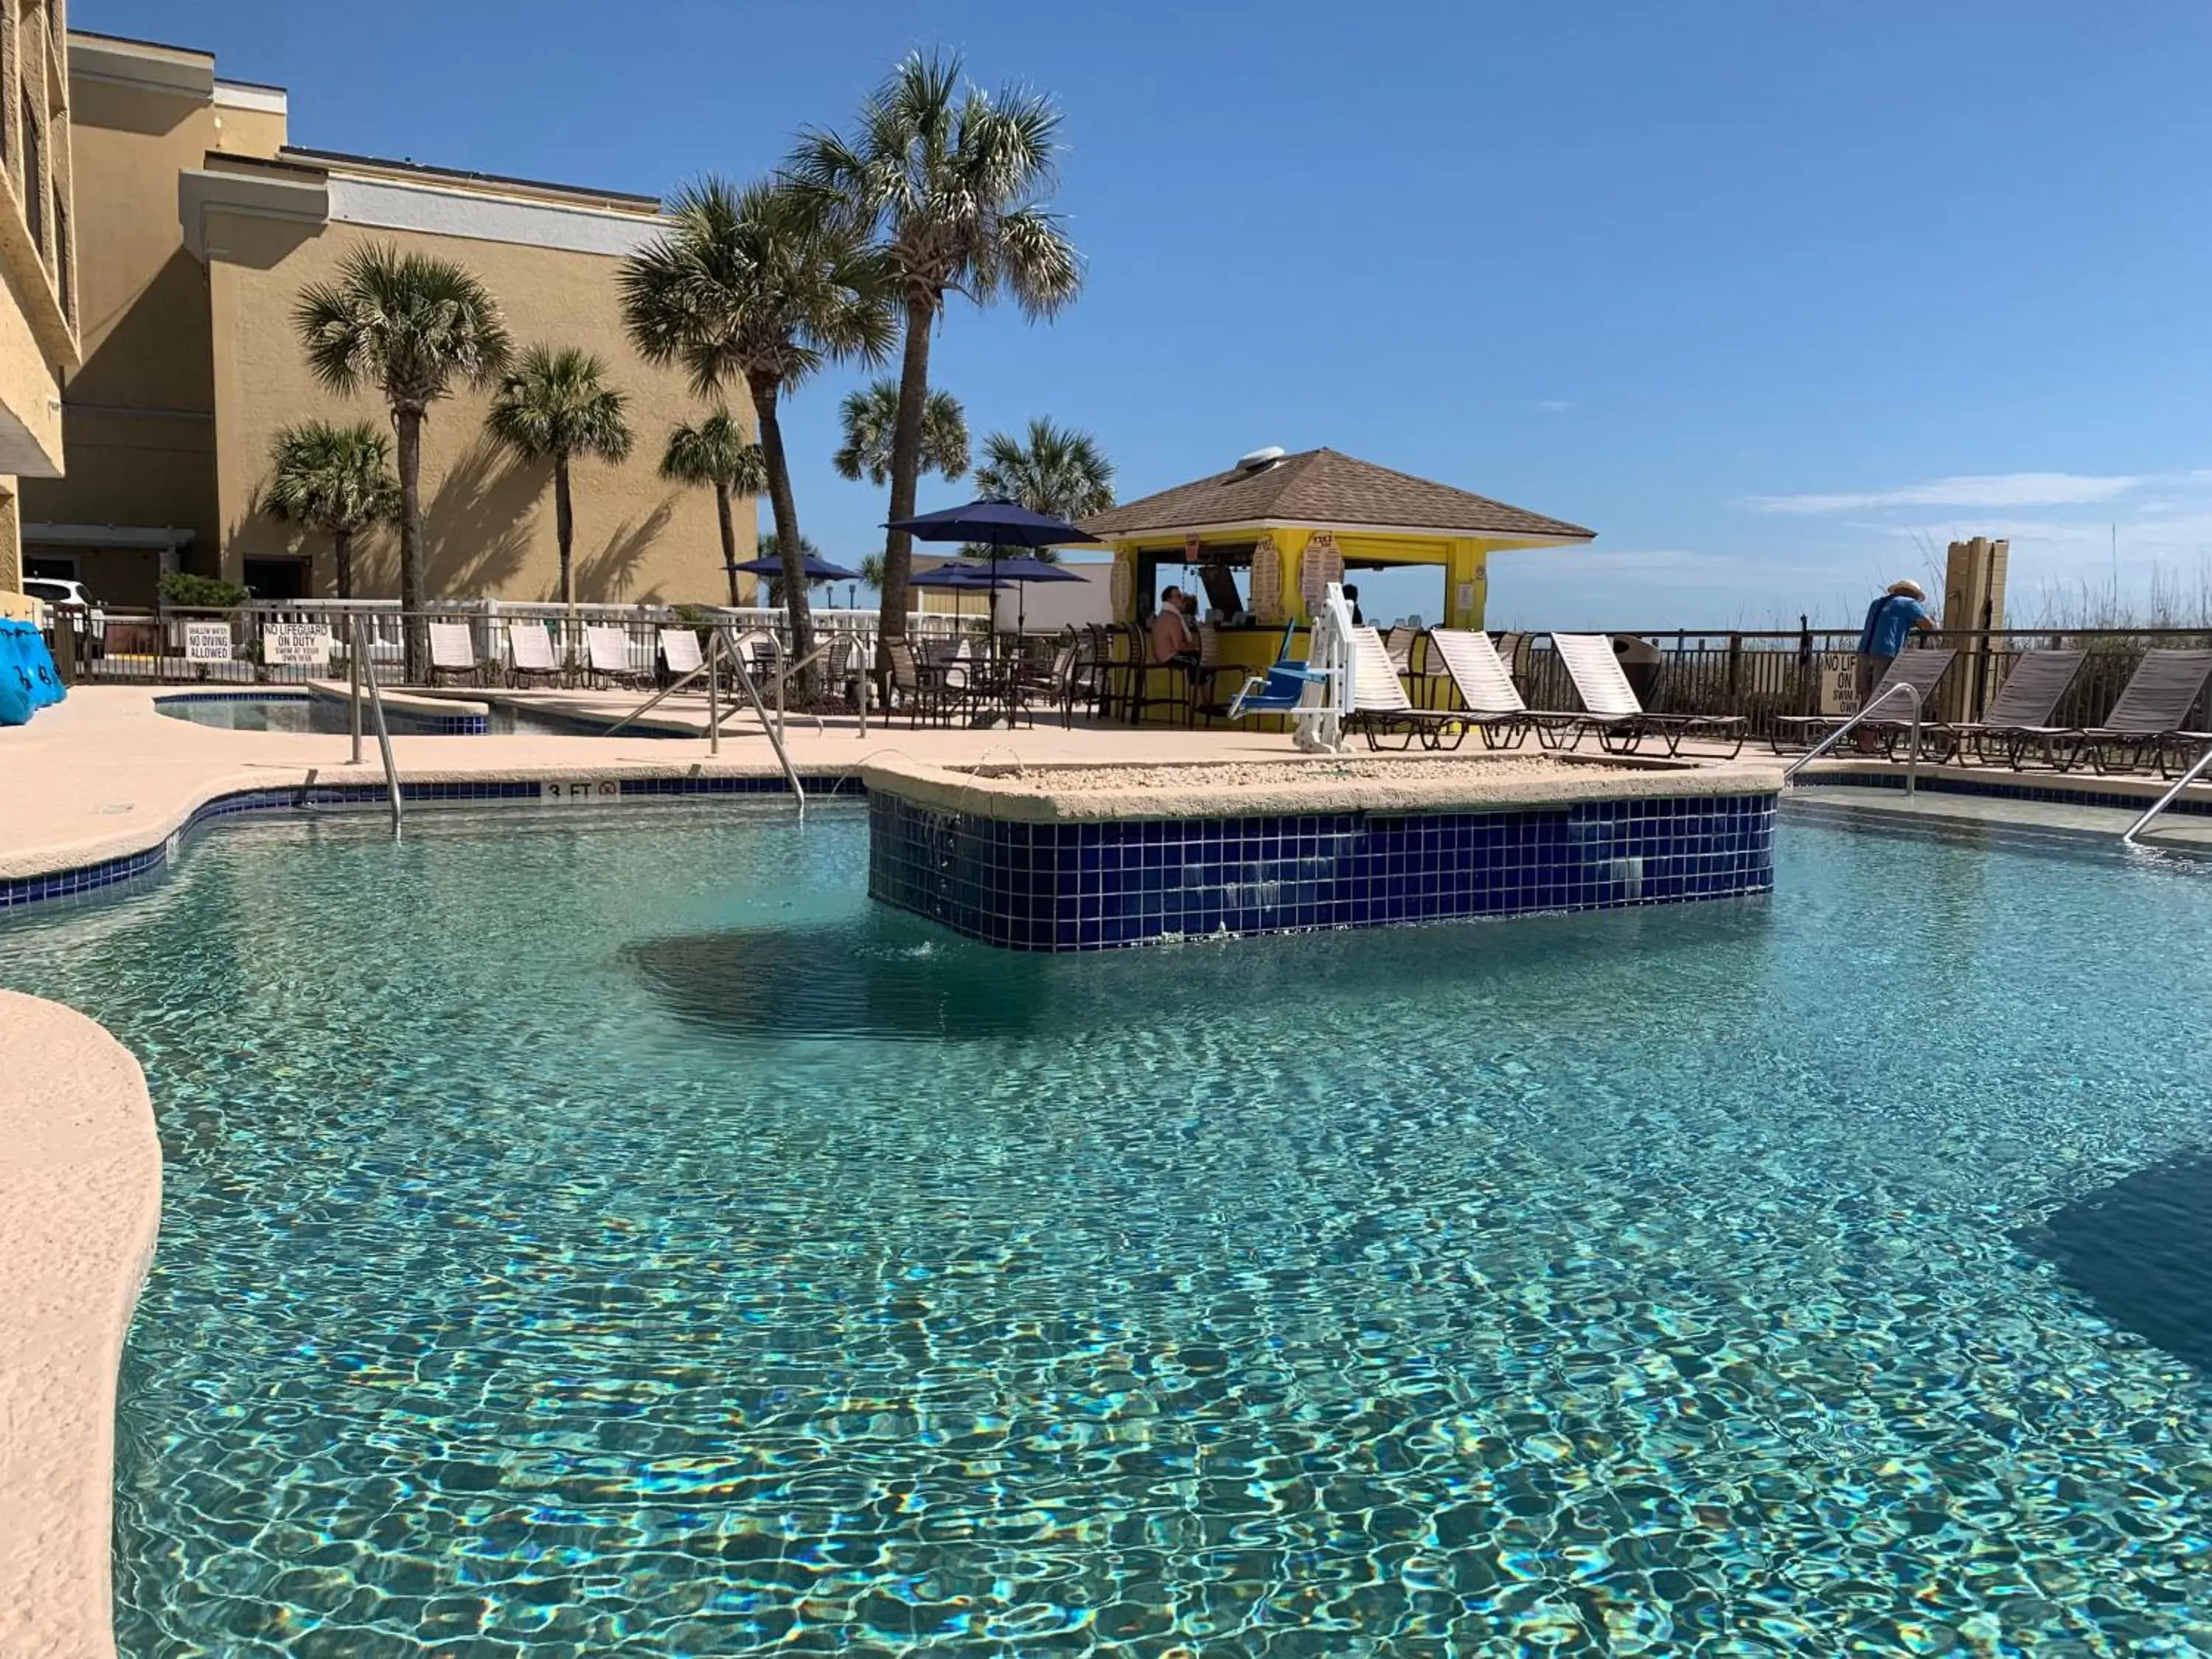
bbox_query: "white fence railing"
[58,599,987,688]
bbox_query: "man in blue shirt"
[1855,579,1935,748]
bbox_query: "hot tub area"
[863,752,1784,950]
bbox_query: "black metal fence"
[1481,627,2212,740]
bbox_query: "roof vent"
[1234,445,1286,473]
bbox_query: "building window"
[55,195,67,315]
[21,93,39,255]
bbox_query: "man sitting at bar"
[1150,586,1198,667]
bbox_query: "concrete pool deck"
[0,990,161,1659]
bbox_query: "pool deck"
[0,990,161,1659]
[5,685,2212,882]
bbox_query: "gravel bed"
[961,754,1607,793]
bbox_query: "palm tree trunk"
[878,295,935,662]
[554,453,575,608]
[395,406,427,681]
[750,380,816,699]
[333,529,353,601]
[714,482,739,608]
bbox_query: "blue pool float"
[0,618,64,725]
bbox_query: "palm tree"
[293,243,510,679]
[484,344,635,608]
[790,52,1081,655]
[261,420,399,599]
[659,411,767,605]
[833,378,967,488]
[619,177,892,688]
[973,418,1114,558]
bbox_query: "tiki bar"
[1073,445,1594,720]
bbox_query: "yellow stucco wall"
[19,56,287,592]
[206,212,749,604]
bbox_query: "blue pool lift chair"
[1226,587,1358,751]
[1226,622,1328,720]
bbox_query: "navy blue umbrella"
[887,498,1104,659]
[734,550,862,584]
[886,498,1104,552]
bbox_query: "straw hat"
[1888,579,1926,599]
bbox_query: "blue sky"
[88,0,2212,627]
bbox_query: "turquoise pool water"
[153,693,685,739]
[4,804,2211,1655]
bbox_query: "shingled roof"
[1079,448,1594,543]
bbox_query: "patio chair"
[1121,619,1186,724]
[428,621,479,685]
[1344,625,1472,751]
[658,626,705,681]
[507,620,561,686]
[1422,628,1579,750]
[1550,633,1747,759]
[1990,648,2212,776]
[585,625,650,689]
[885,637,960,727]
[1933,649,2086,768]
[1771,647,1957,758]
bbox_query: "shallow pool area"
[4,804,2211,1653]
[153,691,686,739]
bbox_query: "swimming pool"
[3,804,2209,1652]
[153,691,686,738]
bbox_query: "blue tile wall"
[867,792,1779,952]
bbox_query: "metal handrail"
[1782,680,1924,798]
[717,627,805,806]
[347,614,403,838]
[2121,742,2212,848]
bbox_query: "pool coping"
[0,990,161,1659]
[859,751,1790,824]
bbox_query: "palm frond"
[974,417,1114,524]
[291,241,512,409]
[263,420,400,535]
[659,408,765,495]
[832,378,967,485]
[619,175,895,400]
[486,343,634,465]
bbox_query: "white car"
[22,577,105,640]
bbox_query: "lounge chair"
[1988,648,2212,776]
[658,626,705,681]
[1771,647,1957,757]
[1549,633,1747,759]
[428,621,478,685]
[1345,625,1472,751]
[584,625,650,689]
[507,620,561,686]
[1421,628,1582,750]
[1933,649,2085,768]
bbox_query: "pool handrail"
[1782,679,1923,799]
[2121,740,2212,849]
[347,613,403,837]
[714,626,806,807]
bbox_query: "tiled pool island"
[865,752,1782,950]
